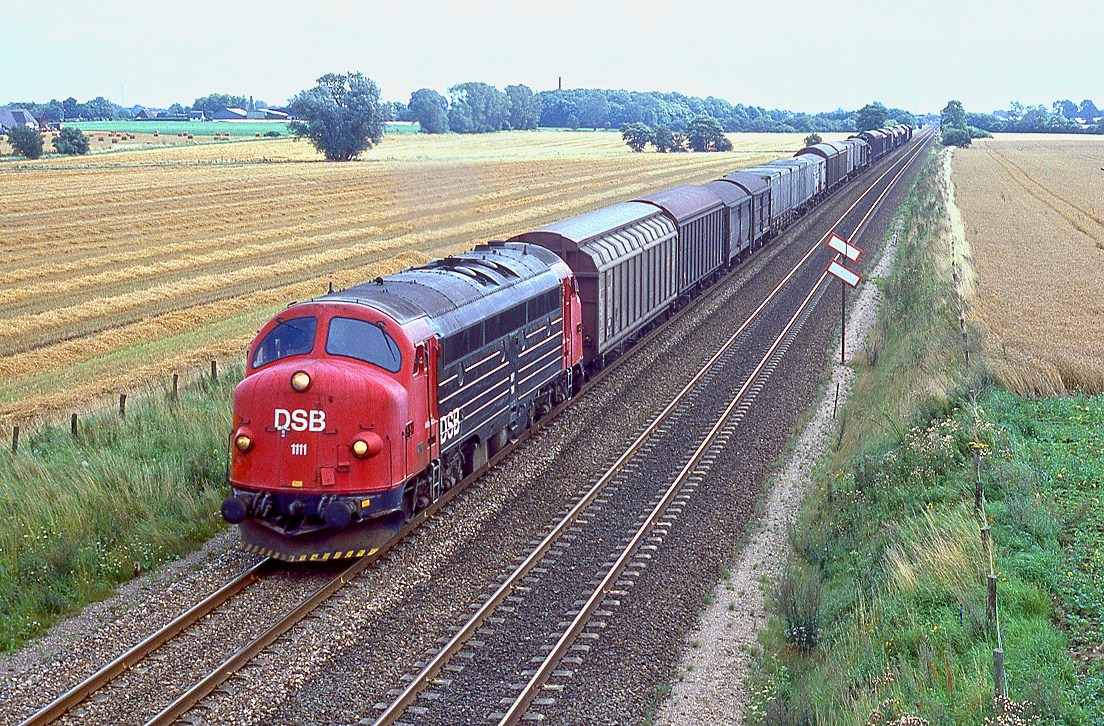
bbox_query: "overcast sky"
[4,0,1100,115]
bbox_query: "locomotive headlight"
[291,371,311,391]
[235,434,253,452]
[351,432,384,458]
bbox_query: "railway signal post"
[825,233,862,364]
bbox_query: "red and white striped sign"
[827,259,861,288]
[826,233,862,261]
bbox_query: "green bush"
[941,127,971,147]
[7,125,44,159]
[53,127,90,155]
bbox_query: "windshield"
[326,317,403,373]
[251,316,317,368]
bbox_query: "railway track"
[13,132,932,726]
[369,131,935,726]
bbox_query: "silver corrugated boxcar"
[767,156,820,210]
[740,165,792,230]
[838,139,861,175]
[633,185,726,297]
[701,180,753,265]
[509,202,677,363]
[720,171,771,247]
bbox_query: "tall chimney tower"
[558,76,562,91]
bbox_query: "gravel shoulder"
[653,220,904,726]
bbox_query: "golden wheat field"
[951,134,1104,396]
[0,130,847,426]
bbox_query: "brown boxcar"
[509,202,677,364]
[796,142,846,190]
[633,185,726,297]
[701,180,753,265]
[720,171,771,247]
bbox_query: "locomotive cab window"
[252,316,317,368]
[326,317,403,373]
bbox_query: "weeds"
[0,367,240,651]
[745,149,1098,725]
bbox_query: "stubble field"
[0,130,844,427]
[951,134,1104,396]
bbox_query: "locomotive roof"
[719,171,769,195]
[633,184,723,223]
[315,242,563,337]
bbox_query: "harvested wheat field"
[0,130,842,426]
[951,134,1104,396]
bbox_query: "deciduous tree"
[686,115,731,152]
[52,127,89,155]
[855,102,888,131]
[505,84,540,130]
[409,88,449,134]
[804,132,822,146]
[7,125,44,159]
[620,122,653,152]
[447,82,510,133]
[289,72,387,161]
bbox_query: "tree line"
[4,93,275,122]
[940,98,1104,147]
[400,85,917,135]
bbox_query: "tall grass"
[0,368,239,651]
[744,149,1092,724]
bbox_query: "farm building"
[0,108,37,132]
[247,108,288,120]
[189,110,206,121]
[212,107,248,120]
[133,108,158,120]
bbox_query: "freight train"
[221,125,916,561]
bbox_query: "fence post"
[211,360,218,381]
[172,373,179,401]
[71,413,78,438]
[119,393,127,419]
[11,426,18,455]
[993,648,1006,698]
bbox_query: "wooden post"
[172,373,179,400]
[119,393,127,419]
[993,648,1006,698]
[211,360,218,381]
[981,525,991,551]
[987,573,997,622]
[11,426,18,455]
[71,413,78,438]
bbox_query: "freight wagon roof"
[316,243,562,335]
[527,202,663,245]
[700,180,750,208]
[633,185,723,223]
[796,142,842,160]
[719,171,769,195]
[509,202,676,272]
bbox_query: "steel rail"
[500,233,834,726]
[42,131,931,726]
[498,130,936,726]
[369,131,934,726]
[17,557,277,726]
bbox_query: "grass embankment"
[745,149,1102,724]
[0,369,238,651]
